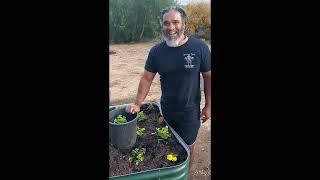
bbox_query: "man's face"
[162,10,185,47]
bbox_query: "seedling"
[114,115,127,124]
[136,127,145,137]
[146,102,155,111]
[129,148,146,166]
[137,111,146,122]
[155,126,171,140]
[142,102,156,115]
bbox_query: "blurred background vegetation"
[109,0,211,43]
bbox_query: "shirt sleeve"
[200,43,211,72]
[144,47,158,73]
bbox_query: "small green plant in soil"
[114,115,127,124]
[137,111,146,122]
[129,148,146,166]
[146,102,155,111]
[136,127,145,137]
[155,126,171,140]
[141,102,156,115]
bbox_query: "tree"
[110,0,177,43]
[184,2,211,40]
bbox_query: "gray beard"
[162,27,185,47]
[164,37,181,47]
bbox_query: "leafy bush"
[184,2,211,40]
[109,0,177,43]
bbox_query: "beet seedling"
[137,111,146,122]
[114,115,127,124]
[136,127,145,137]
[155,126,171,140]
[146,102,155,111]
[129,148,146,166]
[141,102,156,114]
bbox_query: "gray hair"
[159,6,187,26]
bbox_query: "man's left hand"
[200,105,211,123]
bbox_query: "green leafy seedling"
[146,102,155,111]
[129,148,146,166]
[136,127,145,137]
[137,111,146,122]
[155,126,171,140]
[114,115,127,124]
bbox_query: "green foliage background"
[109,0,211,43]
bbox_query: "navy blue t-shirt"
[145,37,211,111]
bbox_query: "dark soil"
[109,104,188,177]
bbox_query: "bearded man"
[126,6,211,176]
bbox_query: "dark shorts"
[162,108,201,145]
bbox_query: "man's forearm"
[134,76,152,107]
[203,72,211,107]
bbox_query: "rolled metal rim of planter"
[109,106,116,112]
[109,101,190,179]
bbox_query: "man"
[126,6,211,175]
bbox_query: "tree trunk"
[139,13,147,40]
[139,23,145,40]
[132,14,138,41]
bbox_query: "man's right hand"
[126,104,140,114]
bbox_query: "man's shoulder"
[149,41,166,54]
[152,41,166,49]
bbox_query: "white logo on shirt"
[183,53,195,68]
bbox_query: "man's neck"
[177,35,188,47]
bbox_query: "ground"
[109,41,211,180]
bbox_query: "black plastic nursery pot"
[109,102,190,180]
[109,105,138,151]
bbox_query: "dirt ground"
[109,41,212,180]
